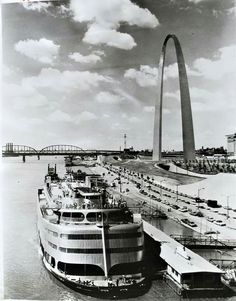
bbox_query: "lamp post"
[221,194,235,219]
[197,187,205,211]
[159,179,166,201]
[197,187,205,237]
[176,184,180,203]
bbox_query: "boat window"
[86,212,107,223]
[48,241,57,249]
[71,212,84,221]
[57,262,104,276]
[59,232,142,240]
[86,212,96,222]
[62,212,71,217]
[45,252,50,262]
[51,256,55,268]
[59,246,143,254]
[59,247,67,253]
[60,233,102,239]
[109,262,142,275]
[47,229,58,237]
[108,210,131,223]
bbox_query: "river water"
[1,157,236,301]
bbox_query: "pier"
[170,235,236,249]
[143,220,229,296]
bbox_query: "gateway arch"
[152,34,195,162]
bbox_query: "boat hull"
[43,258,151,299]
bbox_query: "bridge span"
[2,143,121,161]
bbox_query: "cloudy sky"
[2,0,236,151]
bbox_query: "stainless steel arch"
[152,34,195,162]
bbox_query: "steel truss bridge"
[2,143,121,158]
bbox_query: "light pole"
[221,194,235,219]
[197,187,205,237]
[176,184,180,203]
[159,179,166,201]
[197,187,205,211]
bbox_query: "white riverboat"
[37,165,150,299]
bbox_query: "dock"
[170,235,236,249]
[143,220,227,296]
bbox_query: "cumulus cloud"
[129,116,140,123]
[70,0,159,50]
[20,117,43,125]
[47,110,72,122]
[22,2,51,12]
[22,68,112,92]
[59,4,71,16]
[83,24,137,50]
[103,114,110,118]
[3,82,48,109]
[75,111,98,123]
[193,45,236,80]
[124,65,158,87]
[188,0,206,3]
[164,62,201,79]
[124,63,200,87]
[96,91,124,104]
[2,65,13,77]
[226,6,236,16]
[114,88,141,104]
[164,86,236,112]
[21,2,72,18]
[69,51,102,64]
[14,38,60,64]
[47,110,98,123]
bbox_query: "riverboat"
[37,165,150,299]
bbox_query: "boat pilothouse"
[37,165,150,299]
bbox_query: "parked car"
[196,211,204,217]
[188,221,197,227]
[198,205,205,209]
[214,220,226,226]
[172,205,179,210]
[223,206,232,210]
[204,230,220,235]
[179,207,188,212]
[206,216,215,222]
[218,211,227,216]
[181,218,190,225]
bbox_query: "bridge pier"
[38,155,40,160]
[23,155,26,163]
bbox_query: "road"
[93,164,236,241]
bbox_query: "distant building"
[226,133,236,156]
